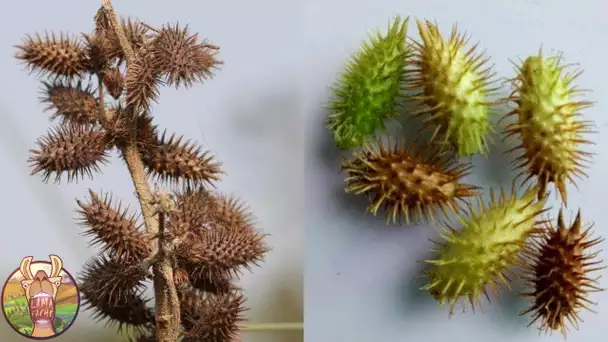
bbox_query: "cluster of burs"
[327,16,604,337]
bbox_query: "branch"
[98,1,180,341]
[102,0,135,61]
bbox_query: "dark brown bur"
[520,209,605,337]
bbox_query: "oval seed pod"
[407,20,498,157]
[422,185,548,314]
[341,138,479,224]
[504,51,594,206]
[520,209,604,338]
[327,16,410,150]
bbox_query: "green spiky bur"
[411,21,495,156]
[516,55,583,175]
[423,187,547,312]
[327,17,410,149]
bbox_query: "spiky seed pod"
[105,18,150,64]
[212,195,257,233]
[80,279,155,333]
[29,123,110,183]
[105,106,159,151]
[94,7,111,36]
[125,49,162,112]
[151,23,221,88]
[78,254,147,307]
[176,228,269,279]
[189,270,237,294]
[408,20,497,157]
[169,186,218,235]
[423,186,549,313]
[520,210,604,336]
[76,190,151,263]
[82,33,111,73]
[174,266,235,294]
[180,289,247,342]
[173,267,191,286]
[504,52,594,205]
[327,16,410,150]
[15,32,90,79]
[341,138,479,224]
[40,80,99,124]
[170,187,256,235]
[142,131,223,186]
[102,66,125,99]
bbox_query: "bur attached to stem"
[16,2,269,341]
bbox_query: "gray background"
[304,0,608,341]
[0,1,303,341]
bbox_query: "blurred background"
[0,1,303,341]
[304,0,608,341]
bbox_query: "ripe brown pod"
[520,209,605,337]
[341,138,479,224]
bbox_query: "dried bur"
[520,209,605,338]
[16,2,269,342]
[422,185,548,313]
[407,20,499,157]
[503,50,595,205]
[341,138,479,224]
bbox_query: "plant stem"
[242,322,304,332]
[100,1,181,340]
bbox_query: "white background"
[304,0,608,341]
[0,1,303,341]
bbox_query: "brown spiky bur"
[15,32,90,79]
[79,254,155,333]
[125,48,162,112]
[105,106,159,151]
[520,209,605,337]
[151,23,221,88]
[79,254,148,307]
[407,20,498,157]
[76,189,151,263]
[169,186,267,290]
[82,33,112,73]
[178,228,269,279]
[40,80,100,124]
[28,123,111,183]
[142,131,223,186]
[180,288,247,342]
[341,138,479,224]
[504,51,594,205]
[104,18,150,64]
[102,66,125,98]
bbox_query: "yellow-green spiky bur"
[327,17,410,150]
[504,51,594,206]
[422,186,548,313]
[408,20,497,157]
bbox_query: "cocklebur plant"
[16,1,270,341]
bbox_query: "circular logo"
[1,255,80,340]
